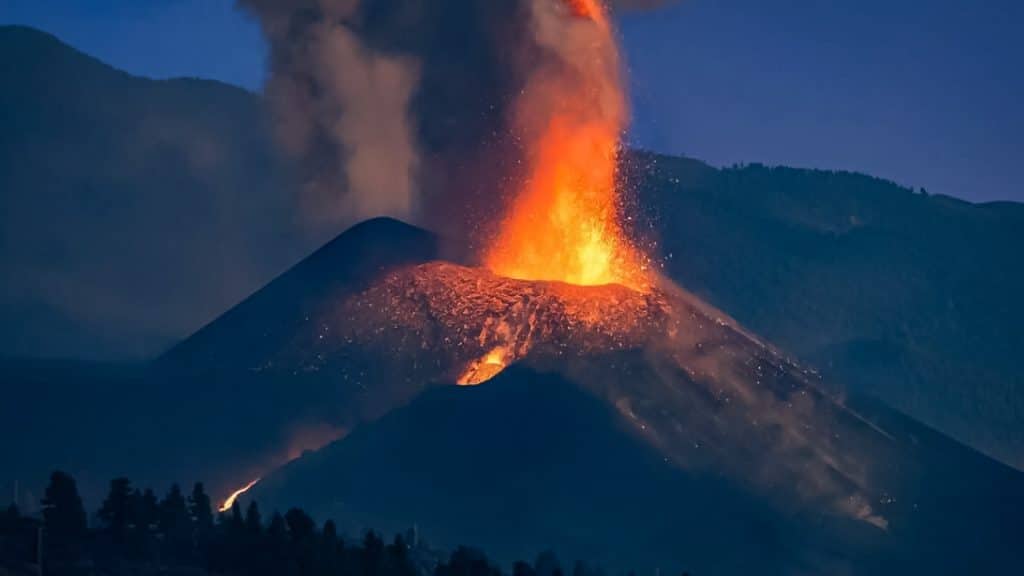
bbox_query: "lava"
[485,0,649,291]
[219,477,260,512]
[339,262,670,386]
[458,346,511,386]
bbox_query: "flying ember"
[485,0,649,291]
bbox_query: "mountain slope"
[626,153,1024,469]
[0,218,444,503]
[2,24,1022,477]
[0,25,308,360]
[251,366,1024,575]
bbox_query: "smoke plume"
[238,0,421,227]
[238,0,682,237]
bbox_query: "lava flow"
[219,477,260,512]
[485,0,649,290]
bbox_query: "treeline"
[1,472,675,576]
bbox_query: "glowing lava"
[485,0,648,291]
[458,346,510,386]
[219,477,260,512]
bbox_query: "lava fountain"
[485,0,649,290]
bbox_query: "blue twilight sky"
[2,0,1022,202]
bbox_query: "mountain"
[3,213,1022,574]
[1,24,1022,482]
[0,218,446,504]
[624,154,1024,468]
[0,25,311,360]
[249,366,1024,575]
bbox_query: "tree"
[263,512,289,576]
[534,550,563,576]
[437,546,500,576]
[160,483,193,562]
[362,530,385,576]
[386,534,416,576]
[245,500,263,537]
[319,519,342,576]
[133,487,160,541]
[97,477,134,544]
[513,561,537,576]
[0,503,20,537]
[189,482,214,533]
[285,507,316,542]
[41,470,88,564]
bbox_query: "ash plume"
[238,0,421,227]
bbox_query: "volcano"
[136,217,1021,575]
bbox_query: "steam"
[238,0,421,226]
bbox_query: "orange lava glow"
[485,0,648,291]
[219,477,260,512]
[457,346,511,386]
[565,0,607,21]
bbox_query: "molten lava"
[219,477,260,512]
[485,0,648,291]
[458,347,511,386]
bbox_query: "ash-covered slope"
[250,366,1024,575]
[317,262,881,523]
[137,218,450,495]
[0,218,450,503]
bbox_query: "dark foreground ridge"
[252,366,1024,575]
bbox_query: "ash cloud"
[236,0,682,238]
[238,0,422,227]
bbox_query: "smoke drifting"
[239,0,681,237]
[238,0,421,226]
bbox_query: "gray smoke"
[237,0,681,235]
[238,0,421,227]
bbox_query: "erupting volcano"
[485,0,649,290]
[199,0,883,527]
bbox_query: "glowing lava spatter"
[457,346,511,386]
[219,477,260,512]
[486,0,648,291]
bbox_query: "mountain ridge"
[2,24,1022,475]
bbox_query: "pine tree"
[363,530,385,576]
[386,534,416,576]
[245,500,263,536]
[189,482,214,533]
[514,560,537,576]
[136,488,160,532]
[159,483,193,563]
[97,477,134,545]
[40,470,87,564]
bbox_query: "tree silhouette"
[245,500,263,538]
[159,483,193,562]
[2,472,682,576]
[40,470,87,564]
[513,560,537,576]
[386,534,416,576]
[190,482,214,533]
[437,546,501,576]
[97,477,134,544]
[136,487,160,532]
[362,530,386,576]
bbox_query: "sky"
[2,0,1022,203]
